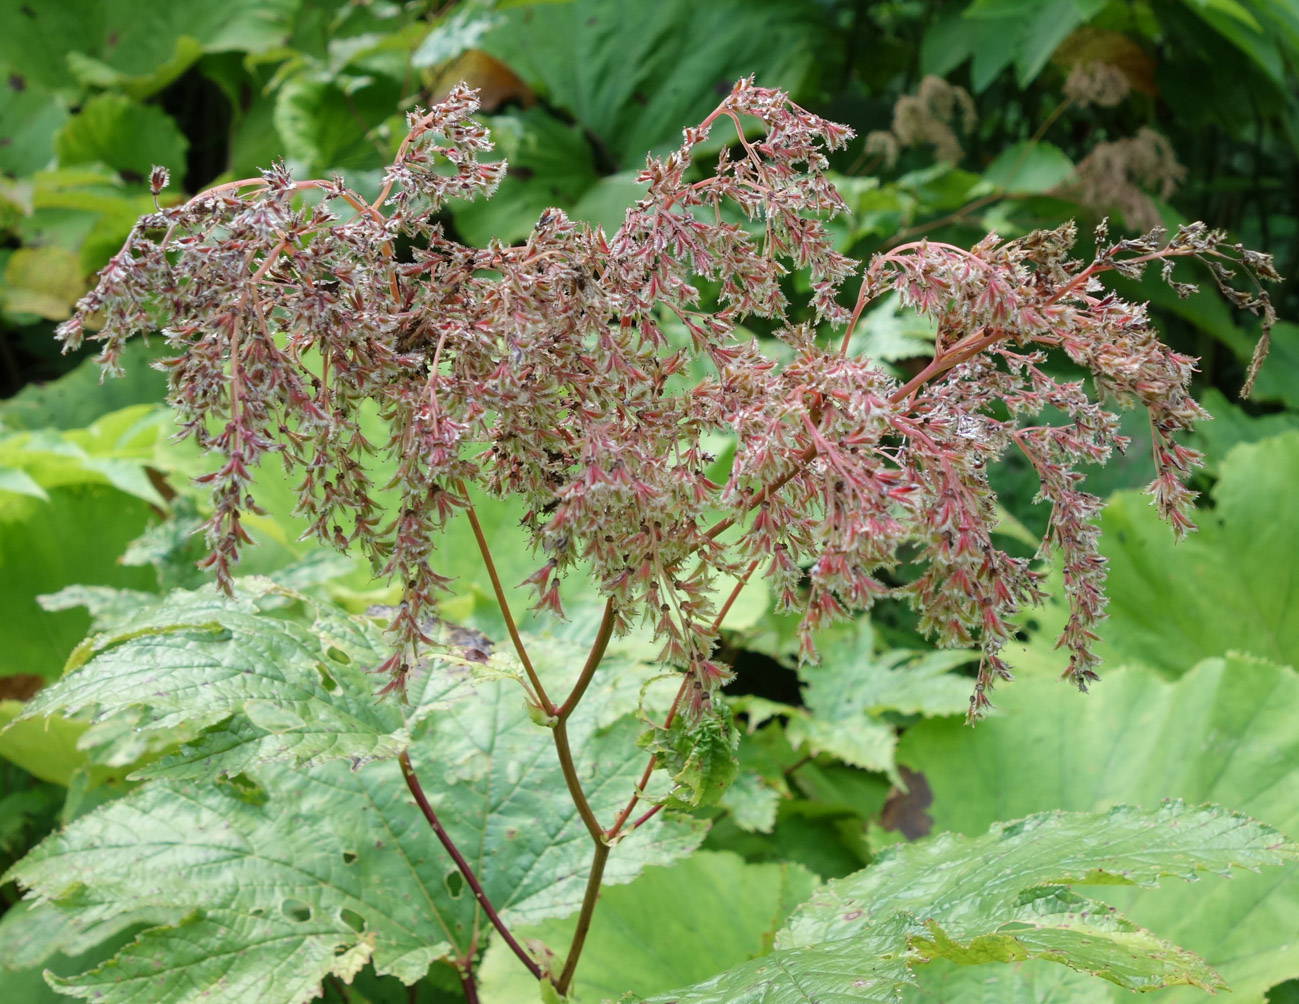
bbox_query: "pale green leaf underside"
[782,802,1296,949]
[911,886,1222,993]
[638,913,915,1004]
[650,803,1293,1003]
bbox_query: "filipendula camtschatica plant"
[16,80,1287,1002]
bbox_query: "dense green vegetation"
[2,2,1298,1002]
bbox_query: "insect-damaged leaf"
[4,583,705,1002]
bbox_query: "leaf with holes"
[4,659,705,1003]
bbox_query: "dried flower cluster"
[1063,60,1132,109]
[874,75,978,166]
[59,80,1277,719]
[1074,125,1186,231]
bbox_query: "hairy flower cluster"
[58,80,1278,719]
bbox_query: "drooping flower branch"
[58,79,1278,721]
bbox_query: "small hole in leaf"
[315,663,338,692]
[281,899,312,923]
[249,908,265,918]
[326,647,351,665]
[339,909,365,933]
[216,772,269,805]
[342,850,357,864]
[445,871,464,898]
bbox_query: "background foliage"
[2,1,1298,1002]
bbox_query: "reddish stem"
[398,752,541,981]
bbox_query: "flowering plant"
[16,80,1286,1002]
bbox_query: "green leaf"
[0,468,157,683]
[14,580,480,779]
[806,619,978,720]
[1013,0,1098,88]
[0,0,100,94]
[569,171,651,233]
[0,83,68,176]
[5,627,705,1001]
[410,2,501,68]
[1191,388,1299,473]
[744,616,976,779]
[0,338,170,432]
[847,291,940,365]
[982,141,1075,195]
[0,699,88,785]
[1185,0,1286,84]
[273,75,387,177]
[635,912,917,1004]
[717,770,781,833]
[480,0,826,167]
[783,802,1295,944]
[1091,431,1299,674]
[0,0,300,97]
[54,94,189,182]
[638,702,740,809]
[478,852,820,1002]
[0,467,48,499]
[895,654,1299,1001]
[0,900,166,1004]
[2,245,84,320]
[911,887,1221,992]
[645,805,1289,999]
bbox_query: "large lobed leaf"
[0,406,176,683]
[479,0,826,167]
[895,653,1299,1002]
[4,583,704,1003]
[737,615,977,780]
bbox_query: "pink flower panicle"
[56,80,1278,720]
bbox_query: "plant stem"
[627,803,663,831]
[457,964,480,1004]
[397,752,542,980]
[464,504,555,715]
[558,599,616,717]
[554,842,609,996]
[548,599,616,844]
[605,560,760,839]
[539,600,622,993]
[551,720,605,842]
